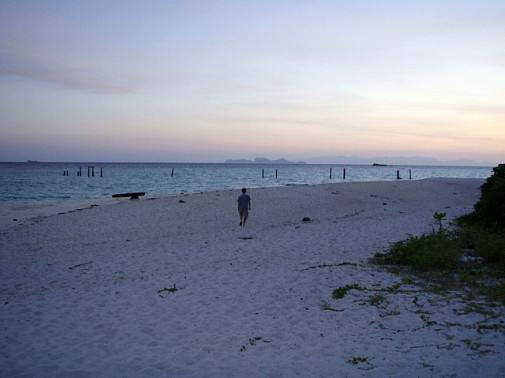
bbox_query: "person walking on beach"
[237,188,251,226]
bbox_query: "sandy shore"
[1,178,504,377]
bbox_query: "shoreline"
[2,177,504,377]
[0,177,483,230]
[0,164,493,211]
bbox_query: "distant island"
[224,157,306,164]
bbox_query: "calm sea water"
[0,162,493,208]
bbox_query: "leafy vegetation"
[346,356,375,371]
[347,356,368,365]
[468,164,505,231]
[371,229,461,271]
[371,164,505,304]
[458,163,505,269]
[332,284,363,299]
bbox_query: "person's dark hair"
[242,188,247,193]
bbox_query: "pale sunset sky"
[1,0,504,164]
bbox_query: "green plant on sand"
[371,164,505,304]
[371,229,461,272]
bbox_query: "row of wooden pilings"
[63,166,103,177]
[259,168,412,180]
[64,167,413,180]
[165,168,413,180]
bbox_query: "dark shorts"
[239,209,248,219]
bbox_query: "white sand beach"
[1,178,504,377]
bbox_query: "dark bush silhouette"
[472,164,505,230]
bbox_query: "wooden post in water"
[171,168,174,177]
[343,168,346,180]
[396,170,401,180]
[262,169,264,178]
[409,169,412,180]
[79,167,82,176]
[275,169,278,178]
[330,168,332,179]
[100,167,103,177]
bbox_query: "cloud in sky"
[0,0,504,163]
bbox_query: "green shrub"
[373,230,461,271]
[456,224,505,266]
[370,166,505,305]
[480,164,505,197]
[475,232,505,266]
[475,178,505,230]
[468,164,505,231]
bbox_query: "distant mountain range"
[224,157,306,164]
[225,156,495,166]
